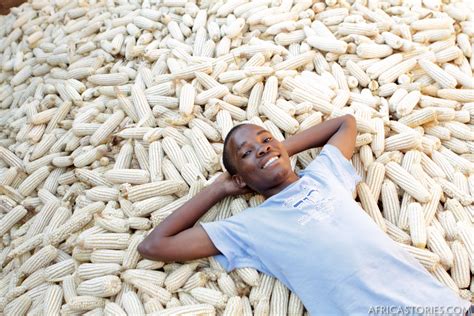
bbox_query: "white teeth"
[263,156,278,169]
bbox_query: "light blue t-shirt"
[201,144,471,315]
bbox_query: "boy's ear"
[231,174,247,189]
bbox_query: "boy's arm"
[138,172,250,262]
[281,114,357,160]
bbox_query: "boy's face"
[229,124,293,192]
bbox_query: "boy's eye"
[242,150,251,158]
[264,137,272,142]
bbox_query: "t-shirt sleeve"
[200,214,261,272]
[302,144,361,192]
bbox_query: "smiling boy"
[138,114,471,315]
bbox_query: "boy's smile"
[261,155,280,169]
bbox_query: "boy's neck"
[262,171,301,199]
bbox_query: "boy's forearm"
[146,183,227,238]
[282,114,353,156]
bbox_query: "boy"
[138,115,471,315]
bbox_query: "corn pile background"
[0,0,473,314]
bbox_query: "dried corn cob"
[77,275,122,297]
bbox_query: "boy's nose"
[257,145,271,157]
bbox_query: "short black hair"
[222,123,250,176]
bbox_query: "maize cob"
[90,110,125,146]
[397,192,415,231]
[357,182,387,232]
[67,296,106,312]
[431,264,459,294]
[77,263,122,280]
[247,82,264,119]
[165,262,199,292]
[42,100,70,133]
[216,110,234,140]
[446,198,470,223]
[223,296,242,316]
[249,274,275,306]
[438,211,458,241]
[306,36,347,54]
[438,178,473,206]
[149,304,215,316]
[4,294,31,316]
[366,162,385,202]
[260,103,299,134]
[0,205,27,236]
[287,292,304,316]
[20,268,45,290]
[451,241,471,288]
[453,172,469,195]
[149,141,164,182]
[62,275,77,304]
[26,200,60,239]
[116,127,154,140]
[443,138,469,155]
[127,278,172,305]
[385,219,412,244]
[95,215,129,233]
[85,186,119,202]
[182,271,209,292]
[240,296,253,316]
[439,146,473,174]
[456,222,474,262]
[143,298,165,314]
[90,250,124,264]
[122,233,143,269]
[184,127,220,173]
[18,245,57,276]
[79,233,130,250]
[17,165,50,196]
[190,287,228,309]
[254,298,270,316]
[407,202,426,248]
[217,272,239,297]
[104,169,150,185]
[212,99,247,122]
[378,58,417,85]
[104,302,127,316]
[88,73,128,86]
[419,59,457,89]
[73,145,108,168]
[6,233,43,261]
[162,136,188,171]
[273,51,315,71]
[189,119,221,142]
[122,269,167,287]
[381,179,400,226]
[269,279,289,315]
[116,285,139,312]
[77,275,122,297]
[385,162,431,203]
[427,226,454,268]
[398,243,440,271]
[43,284,63,315]
[423,184,443,226]
[44,258,75,281]
[132,195,176,217]
[126,180,187,202]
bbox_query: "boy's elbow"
[344,114,356,126]
[138,239,165,261]
[137,240,152,259]
[343,114,357,135]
